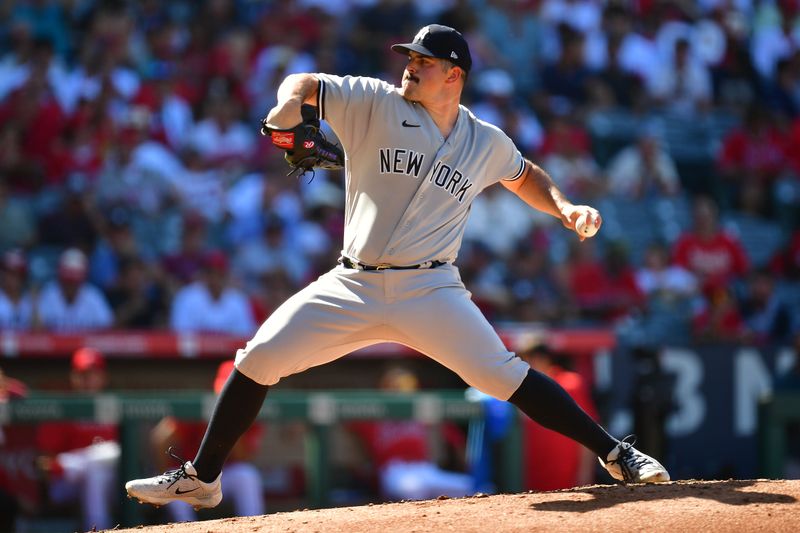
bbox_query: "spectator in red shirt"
[161,212,210,289]
[518,339,598,491]
[672,196,750,295]
[716,104,789,211]
[131,68,194,151]
[564,239,610,320]
[539,114,604,202]
[788,117,800,178]
[0,62,66,192]
[347,366,474,502]
[602,242,646,320]
[691,285,746,343]
[565,240,644,323]
[35,348,119,531]
[150,360,265,522]
[770,230,800,281]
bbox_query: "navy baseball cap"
[391,24,472,73]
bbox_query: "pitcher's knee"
[234,343,294,386]
[462,354,529,400]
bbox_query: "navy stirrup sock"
[192,368,269,483]
[508,369,617,459]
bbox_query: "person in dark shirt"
[106,256,168,328]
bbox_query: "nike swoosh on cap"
[402,120,420,127]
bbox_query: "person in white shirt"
[170,250,256,336]
[464,183,542,259]
[635,242,698,300]
[188,97,256,166]
[605,124,681,199]
[0,249,34,330]
[36,248,113,332]
[648,38,712,115]
[751,15,798,80]
[232,215,310,289]
[469,69,544,154]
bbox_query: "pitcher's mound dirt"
[116,479,800,533]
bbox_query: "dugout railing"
[0,391,523,527]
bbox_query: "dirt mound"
[115,479,800,533]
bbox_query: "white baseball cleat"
[125,459,222,510]
[600,435,671,484]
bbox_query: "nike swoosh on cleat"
[402,120,420,127]
[175,487,200,495]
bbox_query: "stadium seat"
[722,214,786,268]
[654,194,693,244]
[596,198,659,265]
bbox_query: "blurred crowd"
[0,0,799,347]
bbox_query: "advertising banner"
[597,344,797,479]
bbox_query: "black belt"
[339,256,446,271]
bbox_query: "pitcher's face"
[399,51,453,102]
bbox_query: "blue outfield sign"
[597,344,798,480]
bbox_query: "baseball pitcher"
[127,24,669,511]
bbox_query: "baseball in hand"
[575,212,599,238]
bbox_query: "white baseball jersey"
[316,74,525,266]
[37,282,114,332]
[235,75,530,400]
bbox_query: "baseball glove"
[261,104,344,178]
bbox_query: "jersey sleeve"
[485,125,526,183]
[315,74,393,154]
